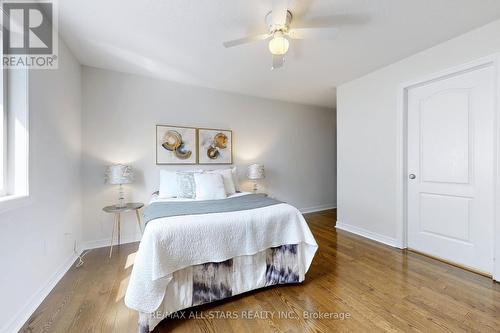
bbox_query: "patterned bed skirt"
[138,243,304,332]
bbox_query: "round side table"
[103,202,144,258]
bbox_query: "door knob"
[409,174,416,179]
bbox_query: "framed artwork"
[198,128,233,164]
[156,125,197,164]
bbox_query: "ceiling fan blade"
[271,55,284,70]
[223,34,270,48]
[287,28,339,40]
[271,0,289,26]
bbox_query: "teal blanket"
[144,194,282,226]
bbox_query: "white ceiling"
[58,0,500,108]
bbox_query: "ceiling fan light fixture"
[268,31,289,55]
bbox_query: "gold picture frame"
[197,128,233,165]
[156,125,198,165]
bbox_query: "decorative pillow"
[208,169,236,195]
[159,170,178,198]
[194,173,227,200]
[177,172,196,199]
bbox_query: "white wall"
[337,19,500,245]
[82,66,336,245]
[0,40,82,332]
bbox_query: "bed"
[125,192,318,332]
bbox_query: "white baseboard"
[300,204,336,214]
[2,251,81,333]
[335,221,403,249]
[82,233,142,250]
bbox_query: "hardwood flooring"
[19,210,500,332]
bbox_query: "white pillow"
[231,167,240,192]
[194,173,227,200]
[159,170,178,198]
[208,169,236,195]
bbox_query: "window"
[0,54,5,196]
[0,1,30,212]
[0,64,30,209]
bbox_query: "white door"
[407,65,495,274]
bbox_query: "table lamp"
[247,164,265,193]
[105,164,134,207]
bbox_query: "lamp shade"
[268,31,289,55]
[105,164,134,185]
[247,164,265,180]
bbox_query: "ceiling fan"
[222,0,340,70]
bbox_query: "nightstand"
[103,202,144,258]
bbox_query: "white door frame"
[396,54,500,281]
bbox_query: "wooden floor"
[20,210,500,332]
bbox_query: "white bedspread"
[124,196,318,313]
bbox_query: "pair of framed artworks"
[156,125,233,165]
